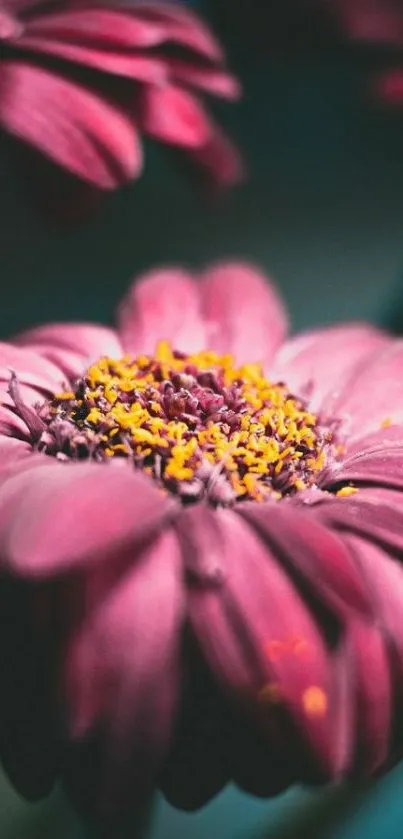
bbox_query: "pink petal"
[0,341,66,392]
[117,268,206,356]
[200,262,288,366]
[138,84,211,148]
[345,533,403,728]
[25,7,172,48]
[0,62,142,188]
[270,324,389,413]
[187,121,245,185]
[0,458,177,576]
[327,427,403,489]
[183,504,352,780]
[329,340,403,441]
[0,406,31,441]
[15,323,123,378]
[133,3,224,61]
[18,34,168,83]
[334,0,403,44]
[0,436,31,464]
[165,58,241,99]
[61,528,183,821]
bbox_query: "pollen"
[39,341,334,505]
[336,485,358,498]
[302,686,328,717]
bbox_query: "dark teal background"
[1,23,403,839]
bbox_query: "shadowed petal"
[0,406,31,441]
[133,3,224,61]
[182,505,352,780]
[160,644,230,810]
[62,528,183,823]
[187,121,245,186]
[0,458,177,576]
[15,323,123,378]
[316,486,403,555]
[0,62,142,188]
[270,324,389,412]
[117,268,206,355]
[200,262,288,366]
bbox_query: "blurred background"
[2,0,403,837]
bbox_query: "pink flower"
[1,261,403,826]
[0,1,242,209]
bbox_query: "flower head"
[0,0,242,210]
[1,261,403,825]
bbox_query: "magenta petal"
[327,428,403,489]
[117,268,206,355]
[0,62,142,188]
[183,505,351,780]
[139,84,211,148]
[166,58,241,99]
[0,458,177,576]
[200,262,288,366]
[15,323,123,375]
[25,7,172,49]
[343,618,391,775]
[327,341,403,442]
[0,406,31,441]
[62,529,183,821]
[270,324,389,412]
[316,487,403,555]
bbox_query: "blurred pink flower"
[0,0,242,210]
[2,262,403,825]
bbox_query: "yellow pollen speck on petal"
[302,686,328,717]
[54,390,75,400]
[336,486,358,498]
[381,417,392,429]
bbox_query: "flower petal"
[183,504,352,780]
[326,341,403,442]
[138,83,211,148]
[200,262,288,366]
[326,427,403,489]
[187,121,245,185]
[0,458,177,576]
[0,62,141,188]
[133,3,224,61]
[165,58,241,99]
[270,324,389,412]
[15,323,123,379]
[117,268,206,355]
[61,528,183,823]
[0,341,66,392]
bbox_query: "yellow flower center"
[47,341,333,505]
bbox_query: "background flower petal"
[138,84,211,148]
[0,459,176,576]
[186,121,245,185]
[117,268,206,355]
[200,262,288,365]
[0,61,142,188]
